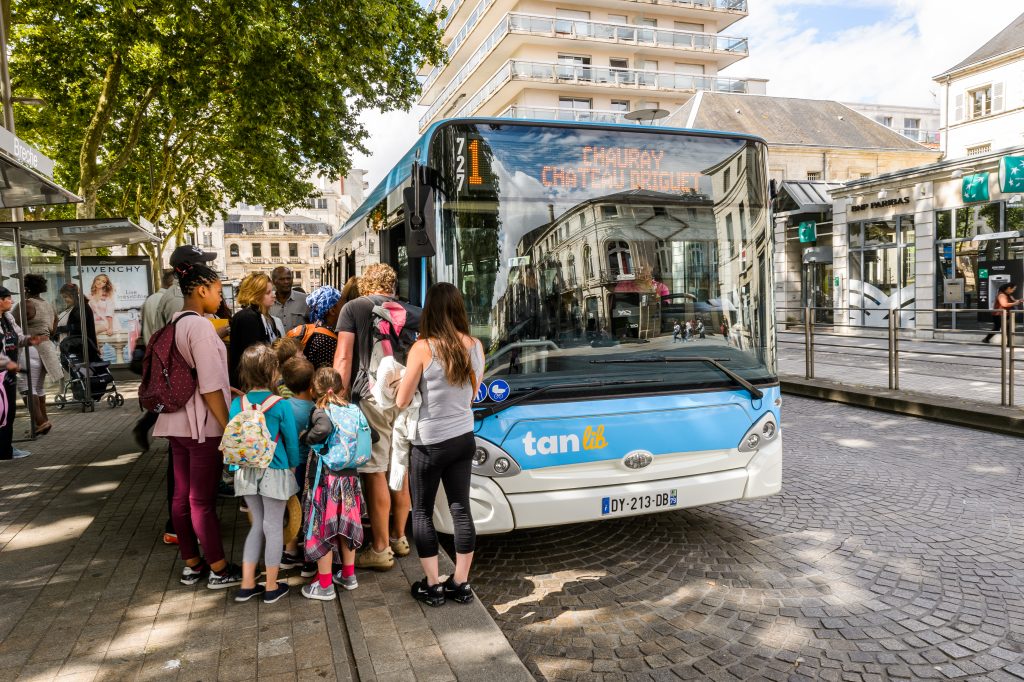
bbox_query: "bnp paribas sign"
[1000,156,1024,193]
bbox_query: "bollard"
[1001,309,1009,406]
[804,306,814,380]
[1010,311,1016,407]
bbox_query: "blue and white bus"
[323,118,780,533]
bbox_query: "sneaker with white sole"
[280,552,303,570]
[389,536,411,557]
[263,583,290,604]
[11,448,30,459]
[333,571,358,591]
[355,545,394,571]
[180,562,209,586]
[301,581,336,601]
[207,563,243,589]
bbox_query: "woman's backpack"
[318,403,372,471]
[220,395,283,468]
[138,312,199,414]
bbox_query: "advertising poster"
[66,257,152,365]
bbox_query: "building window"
[368,239,375,254]
[606,241,632,276]
[877,115,893,128]
[271,243,280,258]
[294,270,303,281]
[307,197,328,210]
[583,244,594,279]
[568,254,577,286]
[723,168,731,190]
[288,243,298,258]
[806,171,822,181]
[849,217,915,327]
[311,244,320,258]
[229,244,239,258]
[610,99,630,113]
[725,214,735,256]
[969,86,992,118]
[252,243,262,257]
[903,118,920,132]
[558,97,592,120]
[268,220,281,230]
[202,232,212,248]
[966,143,992,157]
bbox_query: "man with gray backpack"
[332,263,420,572]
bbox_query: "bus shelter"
[0,218,157,422]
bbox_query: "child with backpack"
[149,258,241,589]
[280,355,316,574]
[222,344,301,604]
[301,367,371,600]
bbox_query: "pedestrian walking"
[0,287,47,461]
[672,321,681,343]
[396,282,484,607]
[332,263,418,571]
[697,318,706,340]
[224,344,301,604]
[151,260,242,589]
[982,283,1021,343]
[15,274,60,437]
[301,367,366,601]
[229,272,279,389]
[270,266,309,332]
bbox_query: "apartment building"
[222,211,331,291]
[843,102,941,147]
[418,0,765,131]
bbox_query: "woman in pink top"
[153,261,242,589]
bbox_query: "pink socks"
[341,564,355,579]
[318,572,332,589]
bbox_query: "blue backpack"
[306,403,372,541]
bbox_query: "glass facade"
[848,216,915,327]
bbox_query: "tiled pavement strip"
[0,379,530,682]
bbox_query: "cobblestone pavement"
[778,330,1023,408]
[469,396,1024,681]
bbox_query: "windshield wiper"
[589,356,764,400]
[473,378,661,420]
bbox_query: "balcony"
[900,128,940,145]
[500,105,632,124]
[423,59,751,129]
[426,0,748,27]
[420,12,747,104]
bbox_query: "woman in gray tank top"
[397,282,484,607]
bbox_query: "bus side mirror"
[404,162,436,258]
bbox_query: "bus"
[322,118,780,534]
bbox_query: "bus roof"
[328,117,766,252]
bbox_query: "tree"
[10,0,445,260]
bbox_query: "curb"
[781,376,1024,437]
[336,546,534,682]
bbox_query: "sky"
[351,0,1023,189]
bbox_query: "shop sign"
[798,220,816,243]
[849,196,910,213]
[962,172,990,203]
[1000,156,1024,193]
[0,127,55,178]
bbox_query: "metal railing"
[426,0,748,19]
[899,128,940,144]
[782,306,1019,407]
[499,105,631,124]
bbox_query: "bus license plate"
[601,490,678,516]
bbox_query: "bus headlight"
[738,413,779,453]
[472,438,521,477]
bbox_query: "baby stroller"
[54,336,125,412]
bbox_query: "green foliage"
[9,0,445,259]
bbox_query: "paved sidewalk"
[0,379,531,681]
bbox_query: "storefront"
[772,181,837,324]
[831,147,1024,337]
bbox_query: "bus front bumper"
[432,437,782,535]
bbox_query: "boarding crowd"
[136,245,482,607]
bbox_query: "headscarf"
[306,286,341,324]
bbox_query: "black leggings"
[410,431,476,558]
[0,375,16,459]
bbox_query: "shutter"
[954,93,963,121]
[993,82,1004,112]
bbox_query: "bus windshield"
[431,121,775,397]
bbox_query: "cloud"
[351,107,425,188]
[731,0,1023,107]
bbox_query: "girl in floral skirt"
[301,367,364,600]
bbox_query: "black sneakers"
[411,579,445,607]
[180,561,209,586]
[207,563,243,589]
[443,575,475,604]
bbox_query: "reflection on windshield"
[433,123,775,393]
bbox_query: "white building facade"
[843,102,941,147]
[418,0,764,131]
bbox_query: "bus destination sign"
[540,145,701,193]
